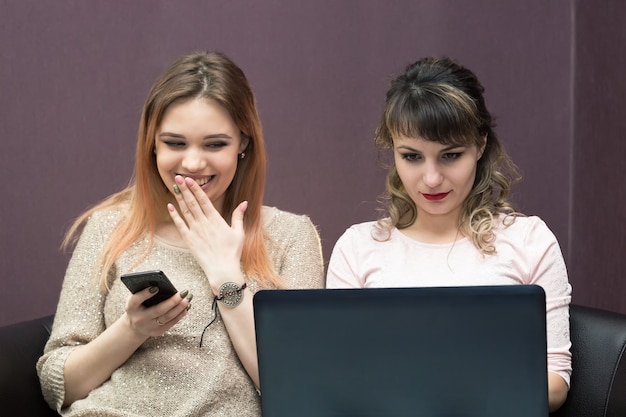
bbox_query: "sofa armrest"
[0,315,59,417]
[551,304,626,417]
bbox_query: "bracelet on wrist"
[199,282,248,348]
[214,282,247,308]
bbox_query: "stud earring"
[239,152,246,159]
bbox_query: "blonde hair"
[64,51,282,290]
[375,57,521,254]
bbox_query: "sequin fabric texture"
[37,206,325,416]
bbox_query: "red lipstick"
[422,192,449,201]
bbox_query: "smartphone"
[120,270,178,307]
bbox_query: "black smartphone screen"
[120,270,178,307]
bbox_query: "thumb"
[231,200,248,233]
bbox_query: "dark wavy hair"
[374,57,521,254]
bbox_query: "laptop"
[253,285,548,417]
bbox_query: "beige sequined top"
[37,205,325,416]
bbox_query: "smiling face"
[155,98,249,215]
[393,134,484,228]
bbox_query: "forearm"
[208,263,260,387]
[63,315,148,406]
[217,287,260,388]
[548,371,568,412]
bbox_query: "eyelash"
[162,141,227,149]
[207,142,227,149]
[400,152,463,162]
[442,152,463,160]
[401,153,421,162]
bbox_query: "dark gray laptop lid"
[254,285,548,417]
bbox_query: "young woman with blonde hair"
[38,51,324,416]
[326,57,571,412]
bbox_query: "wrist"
[119,314,151,343]
[214,281,247,308]
[206,265,244,291]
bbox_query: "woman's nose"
[181,149,206,172]
[423,163,444,188]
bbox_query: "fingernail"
[180,289,189,299]
[173,184,181,195]
[186,304,192,311]
[186,293,194,302]
[149,286,159,294]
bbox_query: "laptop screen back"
[254,285,548,417]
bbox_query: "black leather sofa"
[1,304,625,416]
[0,314,56,416]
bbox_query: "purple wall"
[1,0,623,326]
[570,0,626,313]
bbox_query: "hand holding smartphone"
[121,270,178,307]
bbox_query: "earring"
[239,152,246,159]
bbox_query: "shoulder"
[339,220,390,243]
[83,204,127,232]
[332,220,384,253]
[261,206,319,238]
[495,214,558,244]
[88,204,127,224]
[262,205,315,227]
[65,204,129,263]
[341,221,380,240]
[74,204,128,245]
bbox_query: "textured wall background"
[1,0,624,326]
[570,1,626,313]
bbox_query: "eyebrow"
[158,132,234,140]
[396,144,465,152]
